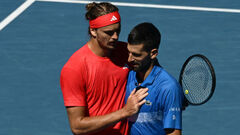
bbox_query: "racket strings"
[182,57,213,104]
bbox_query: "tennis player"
[125,22,184,135]
[60,2,148,135]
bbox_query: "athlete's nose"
[112,32,118,40]
[128,53,134,63]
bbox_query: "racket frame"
[179,54,216,105]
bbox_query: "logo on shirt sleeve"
[122,64,129,69]
[172,115,176,120]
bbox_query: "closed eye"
[104,28,120,36]
[132,53,141,57]
[104,31,114,36]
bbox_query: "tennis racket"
[179,54,216,105]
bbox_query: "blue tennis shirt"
[125,65,184,135]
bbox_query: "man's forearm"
[69,108,128,135]
[68,88,148,135]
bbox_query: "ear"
[150,49,158,59]
[90,28,97,38]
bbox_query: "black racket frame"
[179,54,216,105]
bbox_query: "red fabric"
[60,42,129,135]
[89,11,121,28]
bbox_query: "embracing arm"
[67,88,148,135]
[67,106,126,135]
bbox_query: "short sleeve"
[162,83,183,129]
[60,67,87,106]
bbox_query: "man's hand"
[123,88,148,117]
[165,129,181,135]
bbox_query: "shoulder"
[154,68,183,103]
[62,44,89,71]
[156,67,181,91]
[70,44,89,60]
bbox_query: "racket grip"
[182,97,189,110]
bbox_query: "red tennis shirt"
[60,42,129,135]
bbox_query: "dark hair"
[85,2,119,21]
[128,22,161,52]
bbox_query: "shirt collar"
[134,64,162,88]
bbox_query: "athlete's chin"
[106,46,116,50]
[107,43,117,49]
[132,65,140,72]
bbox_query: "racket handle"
[182,97,189,110]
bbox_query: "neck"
[136,60,155,84]
[88,39,111,57]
